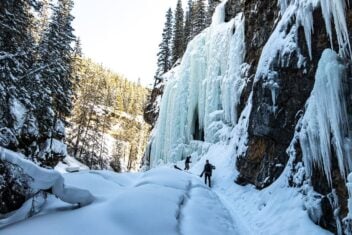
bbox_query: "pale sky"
[72,0,187,87]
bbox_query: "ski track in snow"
[178,178,238,235]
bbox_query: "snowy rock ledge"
[0,147,94,228]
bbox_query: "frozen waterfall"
[149,1,246,166]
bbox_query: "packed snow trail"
[1,167,237,235]
[186,142,332,235]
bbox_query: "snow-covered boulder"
[0,147,94,228]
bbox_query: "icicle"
[295,0,315,59]
[278,0,290,13]
[299,49,350,186]
[221,13,246,126]
[327,189,343,235]
[320,0,351,56]
[344,173,352,234]
[279,0,351,58]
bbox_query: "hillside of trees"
[68,57,150,172]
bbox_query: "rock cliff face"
[144,81,164,127]
[224,0,352,233]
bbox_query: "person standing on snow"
[184,156,192,170]
[200,160,215,187]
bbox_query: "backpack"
[205,163,212,173]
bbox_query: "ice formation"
[327,189,343,235]
[0,147,94,228]
[298,49,350,186]
[279,0,351,58]
[345,173,352,233]
[149,1,246,166]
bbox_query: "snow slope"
[1,168,237,235]
[2,162,331,235]
[1,141,330,234]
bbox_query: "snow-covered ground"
[2,150,330,235]
[1,167,237,235]
[185,142,331,235]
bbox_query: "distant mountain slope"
[67,58,150,172]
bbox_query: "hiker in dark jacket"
[200,160,215,187]
[184,156,192,170]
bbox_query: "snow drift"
[0,147,94,228]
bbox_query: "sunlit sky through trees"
[72,0,188,87]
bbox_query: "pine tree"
[0,0,39,146]
[74,38,83,57]
[184,0,194,50]
[155,8,173,80]
[38,0,76,119]
[33,0,51,42]
[193,0,206,37]
[0,0,37,89]
[171,0,185,65]
[71,38,83,92]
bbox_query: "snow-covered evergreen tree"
[0,0,37,97]
[184,0,194,50]
[171,0,185,65]
[0,0,62,214]
[38,0,75,119]
[0,0,77,167]
[0,0,40,160]
[193,0,207,36]
[155,8,173,80]
[71,37,83,91]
